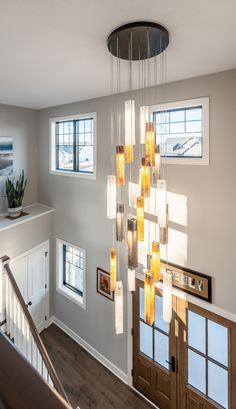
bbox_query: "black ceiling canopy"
[107,21,169,61]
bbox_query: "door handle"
[166,356,176,373]
[27,301,32,306]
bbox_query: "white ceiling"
[0,0,236,109]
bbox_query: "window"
[139,287,170,371]
[149,97,209,165]
[56,239,86,309]
[187,310,229,408]
[50,113,96,178]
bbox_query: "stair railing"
[0,255,70,406]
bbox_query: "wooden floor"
[41,324,153,409]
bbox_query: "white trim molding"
[50,316,128,385]
[49,112,97,180]
[148,97,210,166]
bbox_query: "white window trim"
[56,238,86,310]
[49,112,97,179]
[149,97,209,166]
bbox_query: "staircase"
[0,255,71,409]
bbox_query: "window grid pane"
[187,309,229,407]
[139,288,170,371]
[63,244,84,296]
[55,117,94,174]
[76,118,94,173]
[56,121,74,171]
[153,106,203,158]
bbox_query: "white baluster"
[48,375,54,388]
[9,283,13,339]
[13,291,17,343]
[5,276,10,335]
[32,338,37,370]
[14,299,20,349]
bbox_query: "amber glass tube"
[110,247,117,292]
[125,145,133,164]
[116,146,125,186]
[136,196,144,241]
[140,157,150,198]
[144,271,155,326]
[150,241,160,282]
[145,122,155,166]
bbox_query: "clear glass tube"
[140,106,150,144]
[115,281,124,334]
[157,179,167,228]
[128,268,135,292]
[125,100,135,145]
[107,175,116,219]
[163,269,172,323]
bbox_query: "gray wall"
[37,69,236,375]
[0,104,38,213]
[0,214,53,260]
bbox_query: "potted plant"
[5,170,27,218]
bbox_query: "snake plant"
[5,170,27,208]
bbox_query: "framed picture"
[97,267,114,301]
[160,260,212,303]
[0,137,13,176]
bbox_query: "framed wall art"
[97,267,114,301]
[0,137,13,176]
[160,261,212,303]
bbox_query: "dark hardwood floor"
[41,324,153,409]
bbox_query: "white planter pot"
[8,206,22,218]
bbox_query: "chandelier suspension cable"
[110,54,116,247]
[146,27,151,257]
[163,44,169,268]
[154,54,158,242]
[116,35,120,280]
[129,29,132,215]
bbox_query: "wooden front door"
[133,279,236,409]
[133,279,177,409]
[178,300,236,409]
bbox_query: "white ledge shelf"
[0,203,55,233]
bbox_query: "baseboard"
[49,315,128,385]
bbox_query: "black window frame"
[153,105,203,159]
[55,117,94,175]
[62,244,84,297]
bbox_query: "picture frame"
[0,137,13,176]
[97,267,114,301]
[160,260,212,303]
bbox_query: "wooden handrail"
[1,255,70,406]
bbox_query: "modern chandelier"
[106,21,172,334]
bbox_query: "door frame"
[129,273,236,407]
[9,240,50,332]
